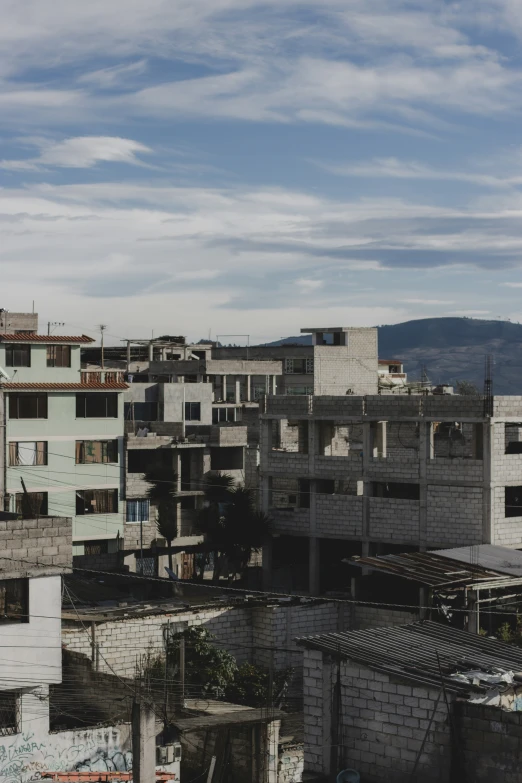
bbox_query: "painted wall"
[0,576,62,688]
[159,383,213,426]
[6,391,125,542]
[0,343,82,384]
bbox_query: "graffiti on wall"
[0,727,131,783]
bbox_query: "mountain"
[265,318,522,394]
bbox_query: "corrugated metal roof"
[350,550,512,588]
[0,334,94,343]
[1,382,128,390]
[297,621,522,693]
[431,545,522,578]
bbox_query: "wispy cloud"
[0,136,152,170]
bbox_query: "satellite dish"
[337,771,360,783]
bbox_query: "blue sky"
[3,0,522,343]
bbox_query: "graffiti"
[0,727,130,783]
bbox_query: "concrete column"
[265,718,281,783]
[418,422,429,550]
[132,700,156,783]
[222,375,227,401]
[265,375,270,396]
[362,421,371,540]
[126,341,131,373]
[483,421,493,544]
[235,378,241,404]
[272,375,277,395]
[466,589,480,634]
[246,375,251,402]
[262,537,273,591]
[148,342,154,362]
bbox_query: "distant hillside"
[265,318,522,394]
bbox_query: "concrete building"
[260,393,522,595]
[299,621,522,782]
[0,331,127,552]
[0,308,38,334]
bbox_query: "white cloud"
[297,278,323,292]
[0,136,152,170]
[78,60,148,88]
[500,282,522,288]
[401,298,457,305]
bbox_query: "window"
[9,441,47,466]
[210,446,244,471]
[76,489,118,515]
[84,541,108,555]
[184,402,201,421]
[253,385,266,401]
[9,393,47,419]
[371,482,420,501]
[0,579,28,626]
[124,401,158,421]
[298,479,310,509]
[15,492,48,516]
[126,499,150,523]
[46,345,71,367]
[76,393,118,418]
[212,407,242,423]
[0,690,20,737]
[506,486,522,518]
[5,344,30,367]
[505,424,522,454]
[317,479,335,495]
[76,440,118,464]
[284,358,314,374]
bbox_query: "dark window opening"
[506,486,522,518]
[76,393,118,418]
[317,479,335,495]
[372,482,420,500]
[506,424,522,454]
[9,393,47,419]
[125,401,158,421]
[15,491,48,516]
[84,541,109,555]
[180,495,196,510]
[128,449,175,474]
[76,440,118,464]
[0,579,28,625]
[210,446,244,471]
[76,489,118,515]
[0,690,20,736]
[5,344,31,367]
[185,402,201,421]
[298,479,310,509]
[47,345,71,367]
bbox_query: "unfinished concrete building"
[260,394,522,595]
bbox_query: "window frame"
[184,401,201,421]
[5,344,31,368]
[0,579,29,627]
[76,393,118,418]
[14,491,48,516]
[76,488,118,515]
[46,344,71,368]
[9,441,47,466]
[75,440,119,464]
[9,393,48,419]
[0,690,21,737]
[126,498,150,523]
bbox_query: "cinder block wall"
[0,515,72,572]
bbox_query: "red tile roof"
[1,382,128,390]
[0,334,94,343]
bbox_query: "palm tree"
[143,458,180,572]
[198,473,271,581]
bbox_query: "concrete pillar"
[222,375,227,401]
[467,590,480,634]
[418,422,429,550]
[132,700,156,783]
[272,375,277,395]
[235,378,241,404]
[148,342,154,362]
[266,718,281,783]
[126,341,131,373]
[246,375,251,402]
[265,375,270,396]
[262,537,273,591]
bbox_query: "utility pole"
[99,324,107,369]
[132,698,156,783]
[47,321,65,335]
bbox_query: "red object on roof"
[0,334,94,343]
[1,382,128,390]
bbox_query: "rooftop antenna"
[98,324,107,370]
[483,354,493,418]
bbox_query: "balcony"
[81,370,125,384]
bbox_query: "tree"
[143,458,180,571]
[198,473,271,580]
[456,380,481,397]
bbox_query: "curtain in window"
[17,442,36,465]
[126,499,149,522]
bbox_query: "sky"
[4,1,522,344]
